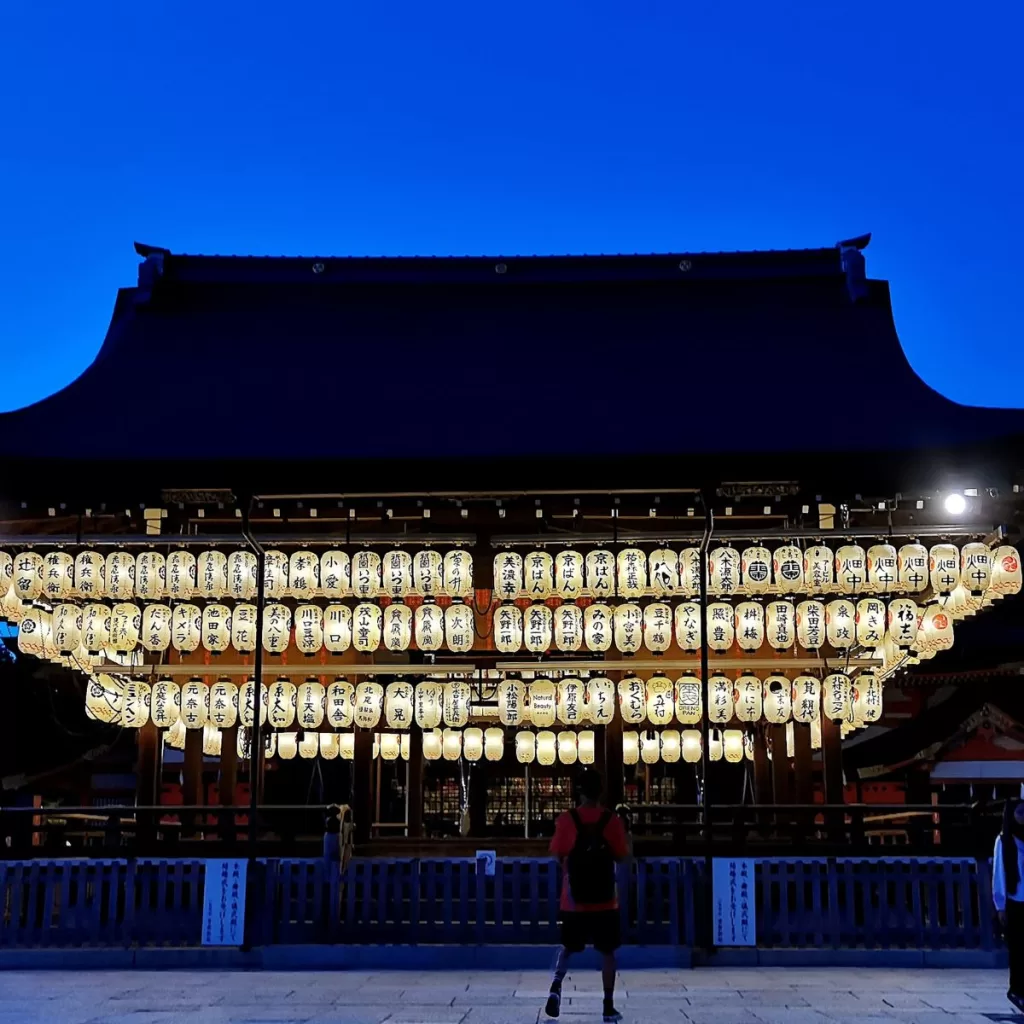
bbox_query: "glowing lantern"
[199,725,222,757]
[82,602,110,654]
[52,603,82,655]
[17,608,46,656]
[39,612,59,661]
[555,603,584,652]
[180,677,209,729]
[230,603,257,653]
[494,552,523,601]
[679,548,703,597]
[442,729,462,761]
[555,550,584,599]
[852,674,883,723]
[263,550,289,599]
[102,552,134,601]
[379,550,411,600]
[198,604,229,654]
[804,545,834,594]
[734,602,765,652]
[741,546,772,595]
[531,730,554,767]
[707,675,733,725]
[151,680,181,728]
[773,545,804,594]
[354,681,384,730]
[297,680,325,729]
[443,550,473,599]
[674,602,702,652]
[320,551,350,598]
[791,676,820,724]
[706,602,735,653]
[516,731,536,764]
[640,731,659,765]
[442,679,471,727]
[268,679,298,728]
[195,550,226,600]
[74,551,105,599]
[323,605,352,653]
[226,551,257,601]
[622,732,639,766]
[724,730,744,764]
[414,680,443,729]
[528,679,557,728]
[649,548,679,597]
[261,603,292,654]
[352,551,381,600]
[41,551,74,601]
[327,680,354,729]
[898,543,929,594]
[618,676,646,725]
[558,677,586,726]
[524,604,552,653]
[164,720,186,750]
[866,544,898,594]
[585,676,615,726]
[0,551,11,599]
[709,546,740,597]
[167,604,199,654]
[646,675,675,725]
[835,545,867,595]
[110,602,141,654]
[423,730,443,761]
[525,550,554,599]
[462,727,483,761]
[415,602,445,652]
[825,599,856,650]
[920,603,954,653]
[444,604,474,653]
[660,730,681,764]
[352,603,382,653]
[709,731,724,762]
[494,605,523,654]
[616,548,647,598]
[763,676,792,724]
[320,733,340,760]
[383,603,412,653]
[928,543,960,595]
[675,675,702,725]
[134,551,164,602]
[299,730,320,758]
[208,679,238,729]
[485,727,504,762]
[86,674,123,723]
[584,603,613,652]
[855,598,886,647]
[239,679,268,728]
[585,549,615,599]
[413,550,443,597]
[795,599,826,651]
[13,552,43,602]
[682,730,702,763]
[641,603,672,653]
[734,675,762,722]
[992,546,1023,597]
[278,733,298,760]
[285,551,317,600]
[384,681,413,729]
[822,673,852,722]
[338,733,354,760]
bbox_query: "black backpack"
[566,809,616,905]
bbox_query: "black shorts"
[560,910,622,954]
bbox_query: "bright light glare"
[944,493,967,515]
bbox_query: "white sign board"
[476,850,496,876]
[202,858,247,946]
[712,858,756,946]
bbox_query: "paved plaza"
[0,968,1020,1024]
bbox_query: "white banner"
[712,858,756,946]
[202,858,247,946]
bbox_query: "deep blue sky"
[1,3,1021,413]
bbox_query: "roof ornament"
[134,242,169,303]
[838,232,871,303]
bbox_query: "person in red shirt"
[545,769,630,1023]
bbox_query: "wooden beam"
[219,724,239,844]
[353,729,374,844]
[135,721,160,851]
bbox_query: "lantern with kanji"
[383,550,413,599]
[773,545,804,594]
[74,550,105,599]
[42,551,74,601]
[319,550,350,598]
[675,675,702,725]
[527,679,557,728]
[443,550,473,599]
[734,675,762,722]
[929,543,961,595]
[822,673,852,722]
[707,675,733,725]
[82,602,110,654]
[898,543,929,594]
[765,600,796,650]
[791,676,820,724]
[352,551,381,600]
[53,603,82,655]
[413,550,443,597]
[525,603,553,653]
[295,680,325,729]
[323,604,352,653]
[180,677,210,729]
[554,550,584,599]
[648,548,679,597]
[706,602,735,653]
[383,603,412,652]
[263,550,288,598]
[674,602,702,652]
[585,676,615,726]
[643,602,673,653]
[444,604,474,653]
[646,674,675,725]
[352,603,382,653]
[13,551,43,602]
[960,542,993,595]
[353,681,384,730]
[494,552,523,601]
[835,544,867,595]
[554,603,583,652]
[442,679,471,727]
[679,548,702,597]
[227,550,257,601]
[327,680,355,728]
[525,550,554,599]
[825,599,856,649]
[585,549,615,598]
[267,678,298,728]
[852,673,883,723]
[709,546,740,597]
[103,551,135,601]
[385,681,414,729]
[165,552,194,602]
[741,545,772,595]
[493,604,523,654]
[415,602,444,652]
[584,603,613,652]
[497,678,525,727]
[804,545,834,594]
[796,599,826,651]
[136,551,166,601]
[261,603,292,654]
[616,548,647,598]
[558,677,586,726]
[855,598,886,647]
[201,604,231,654]
[209,679,239,729]
[229,603,257,653]
[866,543,898,594]
[734,601,764,652]
[196,550,227,600]
[151,679,181,728]
[763,676,792,724]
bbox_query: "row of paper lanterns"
[622,722,826,764]
[3,543,1020,609]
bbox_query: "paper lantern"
[622,732,639,766]
[231,603,258,653]
[585,549,615,598]
[379,549,411,600]
[180,677,209,729]
[920,603,954,653]
[991,546,1022,597]
[455,726,481,762]
[573,729,593,766]
[277,733,298,760]
[352,551,381,600]
[773,545,804,594]
[558,677,586,725]
[133,551,164,602]
[164,719,186,750]
[17,608,46,656]
[898,543,929,594]
[0,551,11,599]
[444,604,474,653]
[584,603,613,652]
[442,728,463,761]
[374,732,398,762]
[835,545,867,595]
[709,546,740,596]
[795,600,825,651]
[741,546,772,595]
[674,602,702,652]
[515,730,536,764]
[414,602,444,652]
[618,676,646,724]
[82,602,110,654]
[763,676,792,724]
[383,603,412,652]
[285,551,318,600]
[648,548,679,597]
[443,550,474,599]
[521,603,551,654]
[682,730,702,763]
[352,603,382,653]
[74,550,105,599]
[494,552,523,601]
[707,676,733,725]
[317,550,349,598]
[554,603,584,652]
[494,605,523,654]
[324,604,353,653]
[337,733,354,760]
[822,673,851,722]
[442,679,471,727]
[865,544,898,595]
[199,604,230,654]
[39,611,59,661]
[52,603,82,655]
[642,603,673,653]
[526,729,552,767]
[263,550,289,598]
[678,548,703,597]
[852,598,884,647]
[639,731,659,765]
[85,674,123,723]
[320,733,340,760]
[675,675,702,725]
[659,729,681,764]
[927,543,960,595]
[852,674,883,724]
[527,679,557,728]
[109,602,141,654]
[261,603,292,654]
[151,680,181,728]
[734,675,762,722]
[224,550,257,601]
[384,681,414,729]
[585,676,615,725]
[327,680,355,729]
[208,679,238,729]
[297,680,325,729]
[945,585,970,620]
[803,545,834,594]
[482,727,503,762]
[413,550,443,597]
[41,551,73,602]
[646,675,675,725]
[615,548,647,599]
[353,681,383,729]
[423,729,443,761]
[825,599,856,650]
[414,680,443,729]
[195,550,226,600]
[102,551,134,601]
[785,722,796,759]
[199,725,221,757]
[13,551,43,602]
[555,550,584,599]
[239,679,268,727]
[735,602,765,652]
[790,676,820,724]
[706,602,735,653]
[709,730,724,762]
[724,730,744,764]
[268,679,298,728]
[524,550,554,599]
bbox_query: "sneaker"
[602,1008,623,1023]
[544,989,561,1018]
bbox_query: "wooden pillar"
[821,711,844,840]
[469,761,488,837]
[793,722,813,804]
[182,727,203,838]
[136,721,160,851]
[769,725,792,805]
[594,725,608,786]
[752,725,772,822]
[605,715,624,809]
[219,724,239,844]
[407,728,424,838]
[353,729,374,844]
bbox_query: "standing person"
[994,798,1024,1009]
[544,768,629,1024]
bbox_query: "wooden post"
[821,711,844,840]
[183,727,203,838]
[469,761,488,837]
[605,714,624,809]
[219,724,239,844]
[770,725,792,805]
[792,720,813,845]
[752,725,772,835]
[353,729,374,845]
[136,721,160,851]
[407,728,424,838]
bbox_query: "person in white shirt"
[993,799,1024,1009]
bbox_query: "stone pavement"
[0,967,1019,1024]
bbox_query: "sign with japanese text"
[712,858,756,946]
[202,858,247,946]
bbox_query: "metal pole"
[697,488,715,950]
